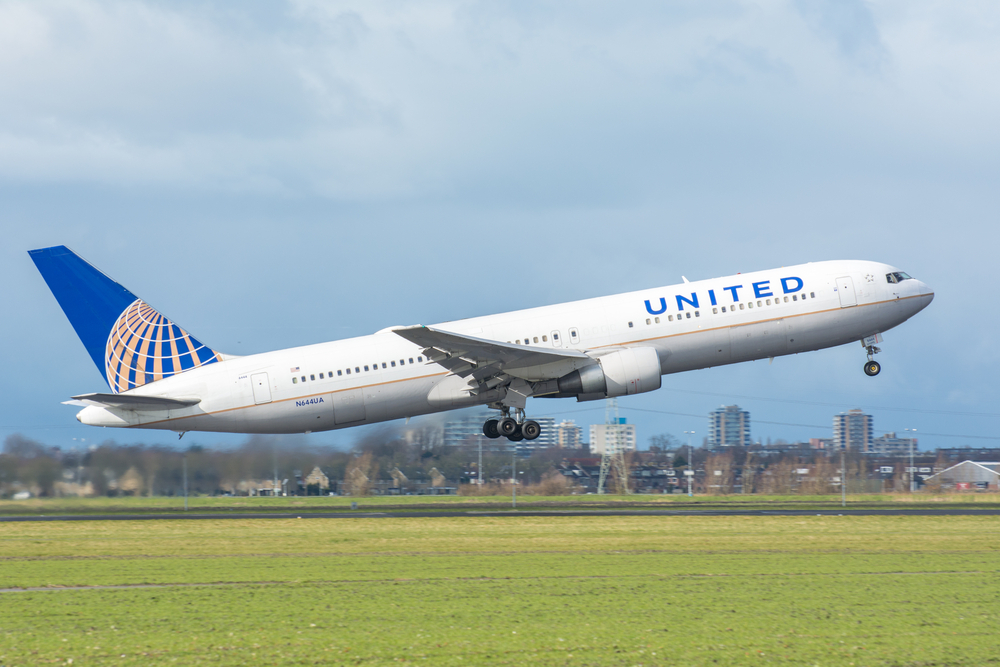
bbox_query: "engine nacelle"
[557,347,662,398]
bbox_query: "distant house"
[924,461,1000,490]
[304,466,330,493]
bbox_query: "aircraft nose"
[917,280,934,300]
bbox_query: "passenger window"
[553,333,559,340]
[400,359,405,365]
[646,318,651,325]
[417,357,423,363]
[533,337,539,343]
[391,361,396,367]
[757,301,762,307]
[319,373,324,379]
[766,299,771,306]
[721,307,726,313]
[569,328,580,344]
[364,365,369,372]
[542,335,548,342]
[310,374,315,381]
[810,292,815,298]
[695,311,700,318]
[382,363,387,369]
[748,302,753,309]
[346,369,351,375]
[409,358,414,364]
[654,317,660,324]
[338,370,343,376]
[292,377,298,384]
[793,294,798,301]
[301,376,306,382]
[628,321,634,328]
[355,367,360,373]
[668,315,674,321]
[784,296,788,303]
[686,312,691,319]
[712,308,718,314]
[739,303,745,310]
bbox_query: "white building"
[556,420,583,449]
[589,419,636,455]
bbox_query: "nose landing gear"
[482,408,541,442]
[861,335,882,376]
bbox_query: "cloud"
[6,0,999,202]
[794,0,887,71]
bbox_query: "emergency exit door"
[251,372,272,404]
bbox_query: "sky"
[2,0,998,453]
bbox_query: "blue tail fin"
[29,245,222,393]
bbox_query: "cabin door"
[250,373,272,404]
[836,276,858,307]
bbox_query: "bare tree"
[345,452,375,496]
[705,451,735,495]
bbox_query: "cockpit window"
[886,272,913,284]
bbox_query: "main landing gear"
[483,408,541,442]
[862,336,882,377]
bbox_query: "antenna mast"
[597,398,631,495]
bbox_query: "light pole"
[183,453,188,511]
[840,445,846,508]
[511,442,517,508]
[905,428,917,492]
[684,430,695,497]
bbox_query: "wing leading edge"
[392,325,594,383]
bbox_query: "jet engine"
[556,347,662,399]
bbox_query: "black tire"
[507,426,524,442]
[521,420,541,440]
[497,417,518,437]
[864,360,881,376]
[483,419,500,439]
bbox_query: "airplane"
[29,246,933,441]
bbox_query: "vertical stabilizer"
[29,245,222,393]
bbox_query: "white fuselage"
[77,260,934,434]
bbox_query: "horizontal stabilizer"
[66,393,201,411]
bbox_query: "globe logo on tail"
[105,299,221,393]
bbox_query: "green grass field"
[2,492,998,516]
[2,514,998,666]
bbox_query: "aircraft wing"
[65,393,202,411]
[392,325,594,382]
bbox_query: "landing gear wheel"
[864,360,881,376]
[483,419,500,439]
[521,420,541,441]
[506,425,524,442]
[497,417,518,437]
